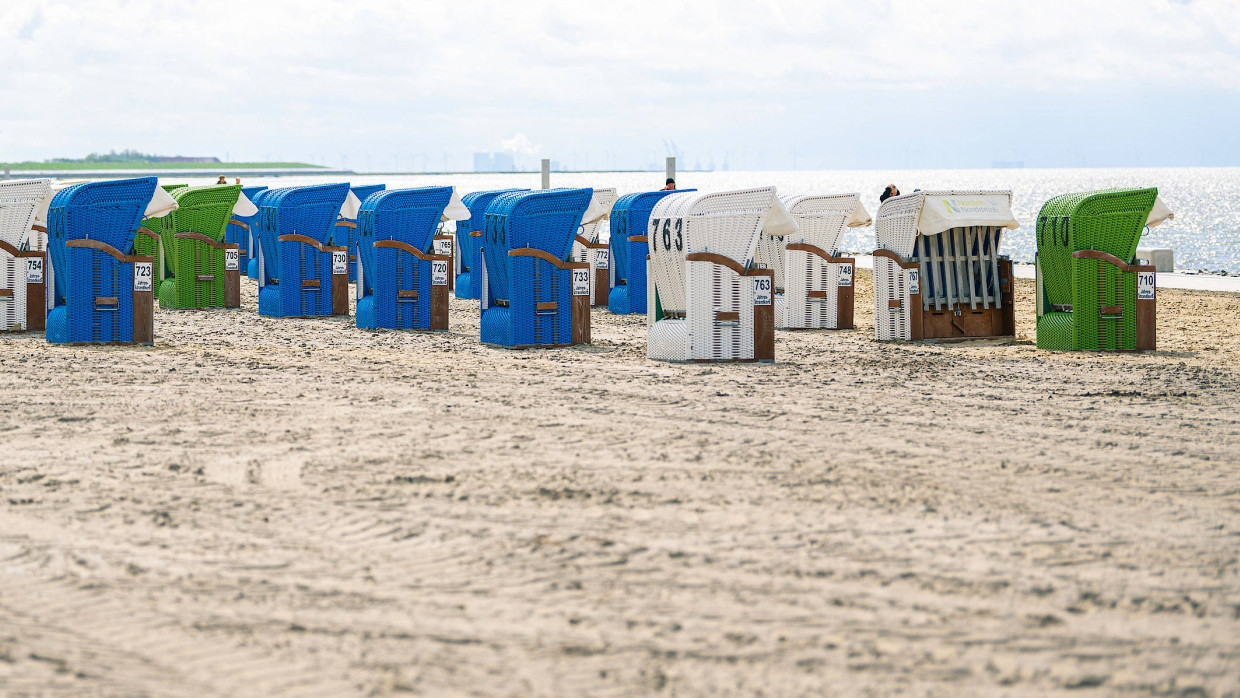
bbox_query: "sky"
[1,0,1238,172]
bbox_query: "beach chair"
[570,188,617,307]
[156,185,243,309]
[132,184,186,295]
[0,178,53,332]
[873,190,1018,341]
[246,188,276,279]
[479,188,594,347]
[225,185,266,279]
[45,177,160,344]
[1035,188,1161,351]
[332,184,385,283]
[755,193,870,330]
[355,187,456,331]
[254,183,351,318]
[646,187,794,362]
[606,189,692,315]
[454,189,526,299]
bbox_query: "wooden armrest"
[228,219,250,231]
[788,243,850,264]
[66,239,151,263]
[627,235,648,243]
[871,249,919,269]
[373,239,446,261]
[277,234,341,253]
[508,247,579,270]
[174,232,232,250]
[334,220,357,229]
[1072,249,1135,272]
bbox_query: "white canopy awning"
[1147,196,1174,228]
[339,190,362,219]
[579,190,617,227]
[144,186,178,219]
[762,196,798,237]
[846,199,872,228]
[915,193,1019,236]
[233,192,258,217]
[441,187,470,222]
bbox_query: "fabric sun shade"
[915,193,1019,236]
[579,190,616,227]
[846,199,873,228]
[762,195,798,237]
[1147,196,1174,228]
[232,192,258,217]
[441,188,470,222]
[143,185,179,219]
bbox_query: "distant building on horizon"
[473,152,517,172]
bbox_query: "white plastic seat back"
[776,193,869,329]
[571,188,617,304]
[0,179,53,330]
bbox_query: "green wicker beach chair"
[133,184,187,294]
[1035,188,1159,351]
[156,184,243,309]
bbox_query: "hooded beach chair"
[646,187,794,362]
[606,189,692,315]
[479,188,594,347]
[569,188,617,307]
[1035,188,1163,351]
[454,189,526,299]
[246,188,276,279]
[45,177,161,344]
[355,186,460,331]
[254,183,351,318]
[0,178,53,332]
[755,193,870,330]
[132,184,186,295]
[225,185,266,278]
[332,184,385,283]
[873,190,1019,341]
[156,184,243,309]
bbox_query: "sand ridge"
[1,271,1238,696]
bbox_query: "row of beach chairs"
[0,178,1171,358]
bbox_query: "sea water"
[184,167,1240,273]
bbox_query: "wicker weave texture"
[479,188,592,347]
[45,177,157,343]
[158,185,241,309]
[0,179,52,331]
[606,189,688,315]
[1035,188,1157,350]
[771,192,862,329]
[647,187,776,361]
[455,189,525,300]
[255,183,350,318]
[355,186,453,330]
[570,188,617,305]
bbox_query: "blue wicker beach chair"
[607,189,692,315]
[332,184,385,283]
[45,177,159,344]
[355,186,454,331]
[226,185,266,278]
[454,189,526,300]
[479,188,594,347]
[254,183,351,318]
[246,188,275,279]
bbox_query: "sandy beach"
[1,271,1238,697]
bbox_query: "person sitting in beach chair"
[1036,188,1167,351]
[454,189,527,300]
[754,193,870,330]
[570,188,618,307]
[45,177,163,344]
[0,178,53,332]
[156,184,244,310]
[873,190,1019,341]
[225,185,266,280]
[355,186,469,331]
[606,188,691,315]
[479,188,594,348]
[253,183,351,318]
[332,184,385,283]
[646,187,794,362]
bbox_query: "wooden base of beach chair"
[331,247,349,316]
[572,262,592,344]
[433,234,455,293]
[24,250,46,332]
[1135,265,1156,351]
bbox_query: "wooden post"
[665,156,676,184]
[1134,264,1156,351]
[430,254,450,331]
[21,251,46,331]
[570,262,591,344]
[999,258,1015,337]
[330,247,349,315]
[751,269,775,361]
[836,258,855,330]
[433,234,455,292]
[541,159,550,190]
[131,257,154,344]
[223,243,241,309]
[908,266,924,341]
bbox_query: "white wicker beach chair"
[570,188,617,306]
[0,179,53,331]
[647,187,795,362]
[873,190,1018,341]
[755,193,870,330]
